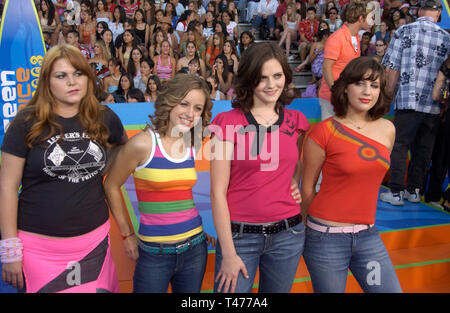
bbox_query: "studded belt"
[231,214,302,235]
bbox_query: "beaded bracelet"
[0,237,23,263]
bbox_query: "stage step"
[197,225,450,293]
[238,23,252,35]
[292,73,314,86]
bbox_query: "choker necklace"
[252,111,277,126]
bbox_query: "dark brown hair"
[232,42,293,114]
[331,56,392,120]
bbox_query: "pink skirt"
[18,220,119,293]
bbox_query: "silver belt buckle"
[175,241,189,253]
[262,225,268,236]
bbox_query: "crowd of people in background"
[19,0,424,104]
[26,0,251,104]
[1,0,449,294]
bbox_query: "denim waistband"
[138,232,205,255]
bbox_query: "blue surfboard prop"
[438,0,450,29]
[0,0,46,145]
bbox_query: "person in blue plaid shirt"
[380,0,450,206]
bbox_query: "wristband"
[121,231,135,240]
[0,237,23,263]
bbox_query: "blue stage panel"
[375,187,450,231]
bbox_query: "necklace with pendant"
[346,117,367,130]
[252,111,277,126]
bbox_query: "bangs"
[361,69,381,82]
[64,51,93,77]
[345,61,383,85]
[45,45,93,80]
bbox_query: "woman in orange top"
[79,9,97,47]
[206,32,224,67]
[301,57,402,293]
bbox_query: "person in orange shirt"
[318,0,375,120]
[301,56,402,293]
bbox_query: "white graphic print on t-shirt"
[43,132,106,183]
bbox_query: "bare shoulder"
[376,118,396,149]
[122,129,154,163]
[377,118,395,135]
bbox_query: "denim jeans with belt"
[133,233,208,293]
[214,222,305,293]
[303,217,402,293]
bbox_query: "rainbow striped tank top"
[133,129,203,243]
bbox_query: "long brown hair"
[24,44,110,148]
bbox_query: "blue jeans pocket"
[305,226,325,242]
[287,221,305,235]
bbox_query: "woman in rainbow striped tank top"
[105,74,214,293]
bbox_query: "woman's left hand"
[290,180,302,204]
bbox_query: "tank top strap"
[134,128,157,171]
[190,145,196,160]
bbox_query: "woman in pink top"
[209,42,309,293]
[153,40,176,83]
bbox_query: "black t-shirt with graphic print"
[1,106,125,237]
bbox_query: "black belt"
[231,214,302,235]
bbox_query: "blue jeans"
[303,217,402,293]
[252,14,275,30]
[237,0,248,22]
[214,222,305,293]
[133,233,208,293]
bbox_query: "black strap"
[231,214,302,235]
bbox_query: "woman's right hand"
[215,254,249,293]
[2,261,24,290]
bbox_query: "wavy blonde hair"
[149,74,213,149]
[24,44,110,148]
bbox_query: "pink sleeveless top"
[156,55,172,82]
